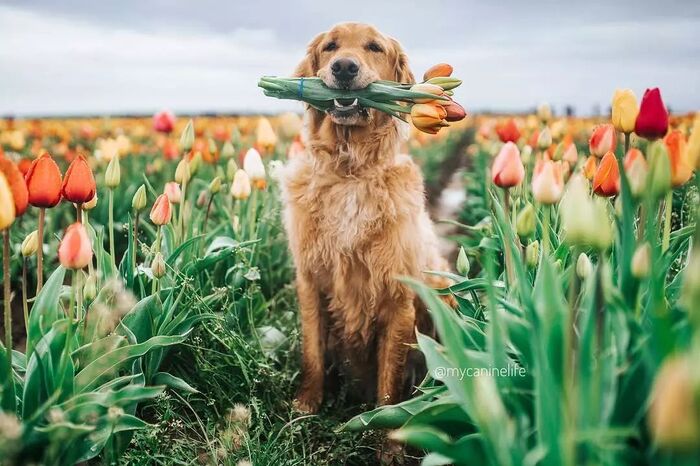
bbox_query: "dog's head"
[295,23,414,127]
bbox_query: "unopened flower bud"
[537,127,552,150]
[105,155,121,188]
[151,252,166,278]
[227,159,239,181]
[83,274,97,300]
[525,241,539,268]
[175,159,191,184]
[209,176,222,194]
[516,203,536,238]
[180,119,195,152]
[425,76,462,90]
[648,141,672,199]
[576,253,593,279]
[21,230,38,257]
[456,246,470,276]
[208,138,218,156]
[132,184,147,211]
[221,141,235,159]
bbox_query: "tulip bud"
[583,155,598,180]
[132,185,147,211]
[196,190,207,208]
[537,103,552,123]
[635,88,669,140]
[631,243,650,279]
[589,124,617,158]
[25,153,62,208]
[685,114,700,170]
[532,160,564,204]
[164,182,181,204]
[409,83,445,103]
[105,155,121,188]
[83,274,97,300]
[0,172,16,230]
[456,246,470,276]
[152,252,166,278]
[231,169,252,200]
[664,130,693,187]
[443,99,466,122]
[537,127,552,150]
[21,230,38,257]
[560,174,613,251]
[411,103,448,135]
[180,119,195,152]
[256,117,278,151]
[592,152,620,197]
[150,194,172,226]
[58,223,93,269]
[525,241,540,268]
[175,159,191,184]
[208,138,218,156]
[611,89,639,134]
[189,151,202,175]
[648,141,672,199]
[576,253,593,279]
[227,159,239,181]
[221,141,235,159]
[495,119,521,144]
[423,63,453,81]
[521,145,533,164]
[83,194,98,210]
[491,142,525,188]
[209,176,222,194]
[243,148,266,189]
[516,203,536,238]
[425,76,462,91]
[648,356,700,450]
[562,143,578,166]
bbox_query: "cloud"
[0,2,698,116]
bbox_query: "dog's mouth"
[327,98,369,125]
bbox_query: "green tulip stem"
[133,211,140,278]
[36,207,45,293]
[502,189,516,287]
[22,257,29,335]
[201,193,215,256]
[662,191,672,252]
[152,226,162,295]
[179,177,189,244]
[248,189,258,240]
[542,204,551,256]
[108,188,116,266]
[3,229,12,376]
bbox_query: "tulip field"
[0,86,699,466]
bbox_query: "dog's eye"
[323,41,338,52]
[366,42,383,53]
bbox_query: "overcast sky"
[1,0,698,117]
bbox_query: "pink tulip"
[153,110,176,134]
[589,124,617,158]
[491,142,525,188]
[58,223,93,269]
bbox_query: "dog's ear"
[389,38,415,84]
[294,32,325,77]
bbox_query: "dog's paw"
[292,393,321,414]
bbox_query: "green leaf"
[26,266,67,356]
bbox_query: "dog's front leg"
[293,274,325,414]
[376,299,416,406]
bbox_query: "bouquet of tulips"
[258,63,467,134]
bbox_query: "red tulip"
[496,119,521,143]
[589,124,617,158]
[25,153,62,208]
[634,88,669,140]
[492,142,525,188]
[62,154,96,204]
[443,98,467,122]
[150,194,172,225]
[153,110,176,134]
[592,151,620,196]
[0,157,29,216]
[58,223,93,269]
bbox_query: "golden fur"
[280,23,450,414]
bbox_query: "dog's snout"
[331,58,359,82]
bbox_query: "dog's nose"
[331,58,359,82]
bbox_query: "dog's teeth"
[352,98,358,106]
[333,99,341,107]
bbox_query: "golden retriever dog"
[280,22,450,415]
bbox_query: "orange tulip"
[423,63,453,81]
[589,124,617,158]
[411,103,448,134]
[17,158,32,176]
[150,194,172,225]
[25,153,62,208]
[664,130,693,187]
[58,223,93,269]
[495,118,521,143]
[0,157,29,216]
[592,151,620,197]
[62,154,96,204]
[583,155,598,180]
[491,142,525,188]
[443,98,467,122]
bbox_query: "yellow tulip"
[685,113,700,170]
[256,117,278,151]
[0,172,16,230]
[611,89,639,134]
